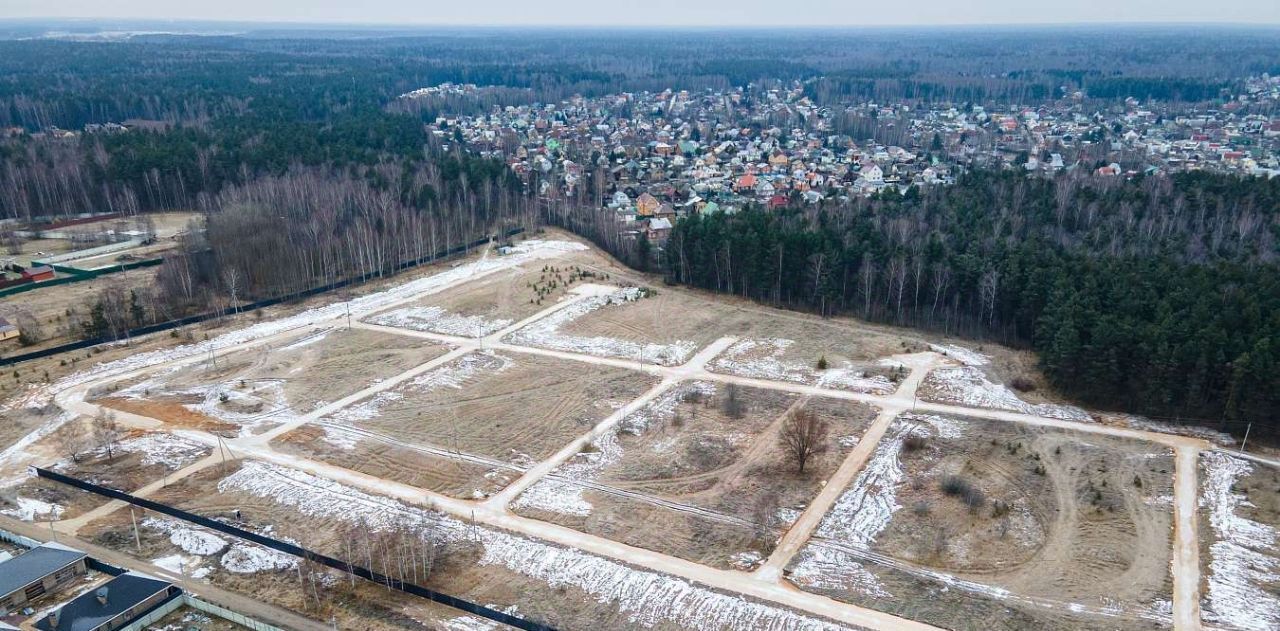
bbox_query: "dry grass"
[354,351,656,463]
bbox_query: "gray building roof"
[0,542,87,599]
[36,572,174,631]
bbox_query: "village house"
[0,542,89,614]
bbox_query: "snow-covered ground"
[1,496,64,521]
[928,344,990,367]
[504,287,697,366]
[513,381,715,517]
[368,305,512,338]
[220,461,852,631]
[710,339,894,394]
[923,366,1091,422]
[1199,451,1280,630]
[0,411,77,487]
[152,553,212,579]
[220,543,298,574]
[144,517,229,556]
[71,432,210,470]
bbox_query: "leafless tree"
[778,407,829,475]
[721,383,746,419]
[92,409,121,460]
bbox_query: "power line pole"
[130,508,141,552]
[1240,422,1253,455]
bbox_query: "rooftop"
[0,542,87,599]
[36,572,174,631]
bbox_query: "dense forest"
[664,171,1280,439]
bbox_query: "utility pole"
[130,508,141,551]
[1240,422,1253,455]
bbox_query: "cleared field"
[272,425,511,499]
[91,328,448,435]
[513,381,878,569]
[518,283,921,369]
[787,412,1175,631]
[322,350,655,464]
[364,249,610,337]
[1198,451,1280,631]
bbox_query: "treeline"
[664,171,1280,440]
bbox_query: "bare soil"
[791,413,1175,630]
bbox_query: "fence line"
[1,227,524,365]
[35,467,550,631]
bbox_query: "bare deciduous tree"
[721,383,746,419]
[92,409,121,460]
[778,407,829,475]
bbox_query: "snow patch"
[144,517,228,556]
[710,339,893,394]
[1200,451,1280,630]
[923,367,1090,422]
[505,287,696,366]
[220,543,298,574]
[928,344,990,367]
[368,305,512,338]
[1,496,64,521]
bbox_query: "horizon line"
[3,16,1280,30]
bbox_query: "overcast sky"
[3,0,1279,27]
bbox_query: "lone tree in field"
[778,408,829,475]
[92,409,121,460]
[722,383,746,419]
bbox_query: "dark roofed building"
[0,542,88,613]
[37,572,177,631]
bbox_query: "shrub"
[816,355,829,370]
[902,434,929,453]
[1010,376,1036,392]
[990,500,1011,518]
[941,475,986,512]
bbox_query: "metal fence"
[35,468,551,631]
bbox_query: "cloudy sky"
[2,0,1278,26]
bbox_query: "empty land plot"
[1198,451,1280,631]
[513,381,877,569]
[788,412,1176,631]
[364,250,611,337]
[918,357,1091,422]
[91,328,448,435]
[50,429,211,492]
[322,350,655,465]
[525,283,921,371]
[271,424,512,499]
